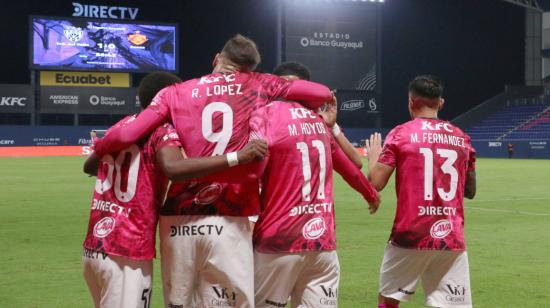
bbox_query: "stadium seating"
[463,92,550,141]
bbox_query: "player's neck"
[212,60,240,74]
[412,109,438,120]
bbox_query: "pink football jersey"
[83,117,181,260]
[378,118,476,250]
[251,101,379,253]
[251,101,336,253]
[152,72,327,216]
[92,72,332,216]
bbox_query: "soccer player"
[81,72,267,308]
[274,61,364,169]
[365,75,476,308]
[251,63,380,308]
[92,34,334,307]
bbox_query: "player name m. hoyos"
[72,2,139,20]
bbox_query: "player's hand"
[317,100,337,128]
[237,139,268,164]
[365,132,383,161]
[367,192,381,214]
[328,91,337,105]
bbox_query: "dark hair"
[273,62,311,81]
[408,75,444,99]
[138,71,181,109]
[220,34,261,71]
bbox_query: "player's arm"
[464,146,477,199]
[156,139,268,182]
[365,132,395,191]
[83,152,100,176]
[94,108,165,156]
[93,88,175,156]
[265,74,334,110]
[332,144,380,214]
[464,170,476,199]
[318,101,363,168]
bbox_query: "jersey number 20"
[95,145,140,203]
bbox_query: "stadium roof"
[502,0,542,12]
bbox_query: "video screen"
[31,16,177,72]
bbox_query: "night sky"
[0,0,527,127]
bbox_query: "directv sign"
[72,2,139,20]
[0,84,34,113]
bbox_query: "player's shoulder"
[387,121,409,138]
[448,121,469,137]
[152,122,177,139]
[147,122,180,148]
[247,71,283,84]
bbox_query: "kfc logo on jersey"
[302,217,326,240]
[93,217,115,238]
[194,184,223,205]
[421,121,454,133]
[290,107,316,120]
[430,219,452,239]
[197,74,236,85]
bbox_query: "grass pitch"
[0,157,549,307]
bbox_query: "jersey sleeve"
[332,139,379,203]
[258,73,332,110]
[378,128,400,168]
[152,123,182,153]
[94,87,174,156]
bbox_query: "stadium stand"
[454,86,549,141]
[452,86,550,158]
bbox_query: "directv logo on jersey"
[0,97,26,107]
[72,2,139,20]
[289,202,332,216]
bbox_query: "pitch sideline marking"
[465,206,550,216]
[467,197,550,203]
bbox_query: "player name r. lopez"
[191,84,243,98]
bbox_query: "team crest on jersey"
[430,219,452,239]
[93,217,116,238]
[193,183,223,205]
[302,217,326,240]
